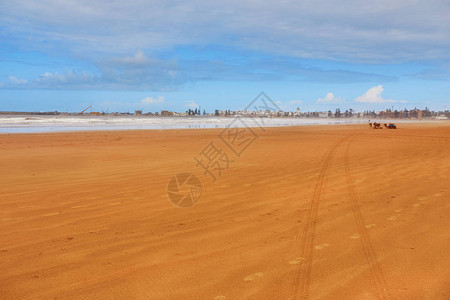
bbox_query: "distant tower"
[296,107,300,115]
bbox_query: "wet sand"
[0,123,449,299]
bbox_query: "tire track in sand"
[290,135,349,300]
[344,137,391,299]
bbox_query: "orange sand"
[0,123,449,299]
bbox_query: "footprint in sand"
[365,224,376,229]
[43,212,62,216]
[394,209,404,213]
[434,193,442,197]
[314,243,330,250]
[71,204,90,209]
[412,203,421,207]
[387,216,398,221]
[350,234,361,239]
[418,196,427,201]
[18,205,35,209]
[359,291,378,299]
[289,257,305,265]
[214,296,226,300]
[354,177,367,184]
[244,272,264,282]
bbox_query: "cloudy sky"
[1,0,450,112]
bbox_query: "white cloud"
[317,92,343,103]
[0,71,97,89]
[37,71,95,85]
[185,100,199,108]
[354,85,406,103]
[1,1,450,62]
[8,76,27,85]
[0,52,183,90]
[0,57,397,89]
[112,51,149,65]
[141,96,164,104]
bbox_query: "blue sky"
[1,0,450,113]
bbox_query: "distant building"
[378,111,395,118]
[161,110,174,116]
[135,110,142,115]
[417,110,423,119]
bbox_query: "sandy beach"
[0,123,449,299]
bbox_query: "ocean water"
[0,115,403,133]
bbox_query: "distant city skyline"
[1,1,450,112]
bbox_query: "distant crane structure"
[79,105,92,114]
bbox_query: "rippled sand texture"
[0,123,449,299]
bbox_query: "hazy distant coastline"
[0,114,432,134]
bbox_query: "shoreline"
[0,117,446,134]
